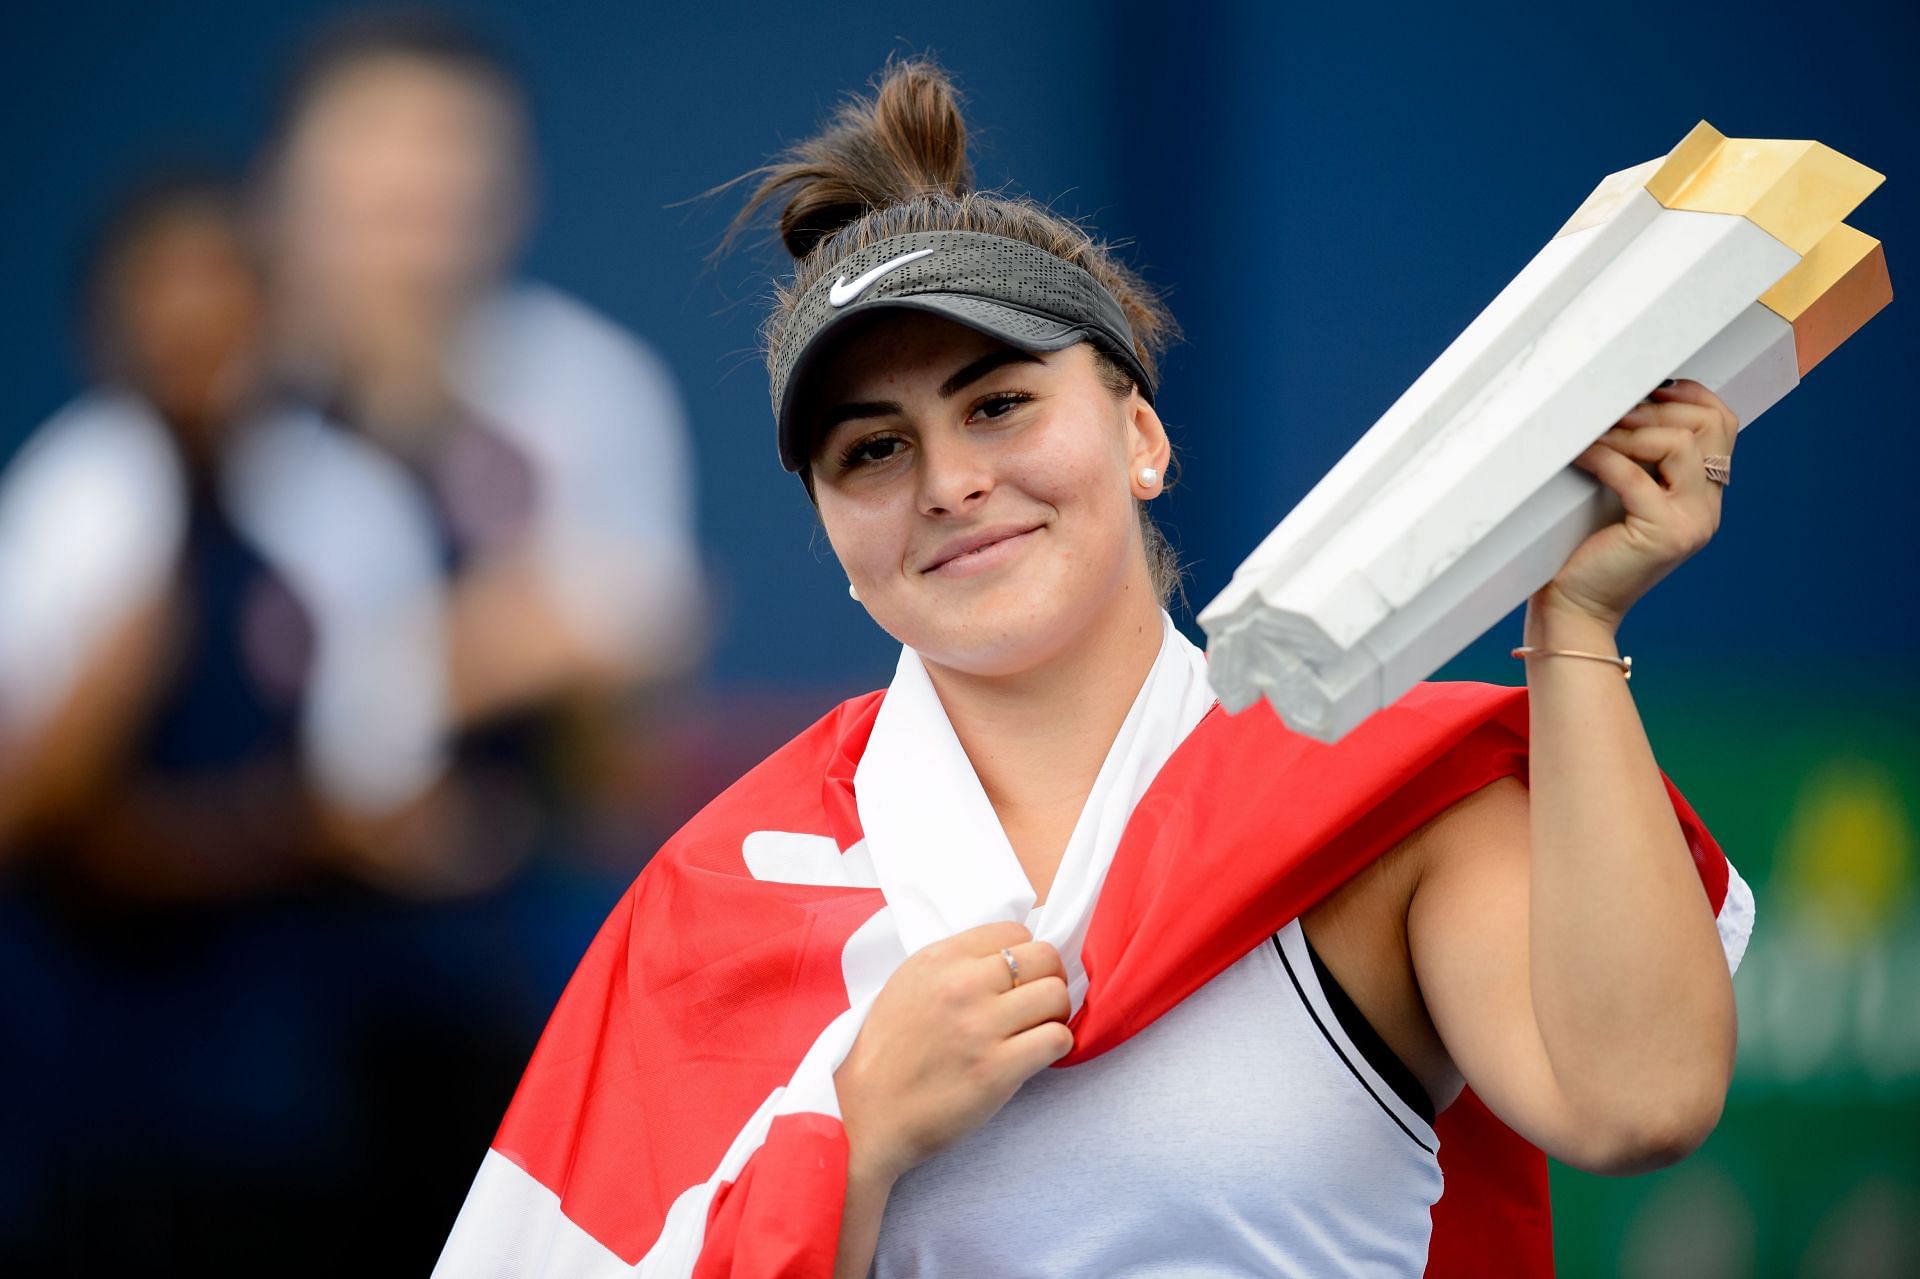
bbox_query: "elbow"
[1573,1085,1728,1176]
[1562,978,1740,1176]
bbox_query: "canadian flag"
[435,622,1752,1277]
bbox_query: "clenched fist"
[834,921,1072,1186]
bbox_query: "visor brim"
[776,293,1093,473]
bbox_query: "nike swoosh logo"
[828,248,935,307]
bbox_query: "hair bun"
[741,56,975,260]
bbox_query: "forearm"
[834,1151,894,1279]
[0,599,172,851]
[1521,591,1736,1157]
[444,553,627,728]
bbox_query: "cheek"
[1014,407,1134,542]
[818,489,908,588]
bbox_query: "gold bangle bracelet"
[1510,646,1632,680]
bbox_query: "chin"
[916,626,1071,680]
[886,567,1114,679]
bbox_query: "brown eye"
[840,435,906,468]
[974,392,1033,421]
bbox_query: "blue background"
[7,0,1914,690]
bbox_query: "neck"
[921,576,1167,896]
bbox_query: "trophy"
[1199,123,1891,742]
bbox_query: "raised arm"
[1407,380,1741,1173]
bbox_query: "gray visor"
[770,230,1156,472]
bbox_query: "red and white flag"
[435,618,1752,1277]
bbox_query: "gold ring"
[1001,947,1020,990]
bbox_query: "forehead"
[297,55,512,138]
[808,310,1011,402]
[124,213,247,273]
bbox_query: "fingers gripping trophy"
[1200,122,1892,741]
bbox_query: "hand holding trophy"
[1200,123,1892,742]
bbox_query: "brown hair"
[725,55,1184,606]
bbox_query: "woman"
[436,59,1749,1278]
[258,12,708,879]
[0,175,290,889]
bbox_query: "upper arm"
[0,401,185,737]
[1403,776,1594,1163]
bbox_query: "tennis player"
[435,57,1750,1278]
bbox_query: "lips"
[920,523,1045,575]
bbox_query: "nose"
[915,431,993,517]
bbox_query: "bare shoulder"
[1401,776,1534,932]
[1407,775,1530,861]
[1396,776,1536,966]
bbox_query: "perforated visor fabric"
[771,230,1155,472]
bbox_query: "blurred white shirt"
[0,282,703,818]
[450,282,704,672]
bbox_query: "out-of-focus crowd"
[0,12,707,1272]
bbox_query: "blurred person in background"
[256,10,707,884]
[0,173,402,1272]
[0,177,283,890]
[0,175,446,896]
[0,12,706,1271]
[0,169,553,1275]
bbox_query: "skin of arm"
[835,1148,897,1279]
[441,546,705,732]
[340,330,703,734]
[1405,379,1741,1173]
[1,593,337,898]
[441,550,628,728]
[0,597,174,857]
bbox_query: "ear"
[1124,391,1172,498]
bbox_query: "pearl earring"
[848,582,861,602]
[1138,466,1160,490]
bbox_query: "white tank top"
[871,920,1442,1277]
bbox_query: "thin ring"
[1704,454,1731,486]
[1000,947,1021,990]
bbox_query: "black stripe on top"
[1301,935,1438,1129]
[1272,933,1436,1154]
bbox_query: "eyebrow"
[938,347,1045,398]
[814,347,1047,440]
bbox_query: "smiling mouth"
[923,525,1044,576]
